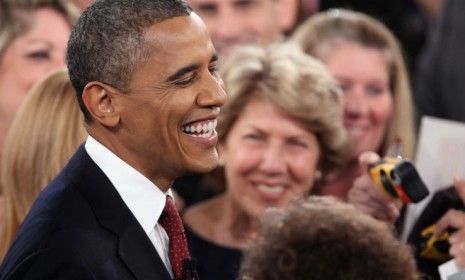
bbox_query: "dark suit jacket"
[0,145,173,280]
[414,0,465,122]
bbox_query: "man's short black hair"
[66,0,192,121]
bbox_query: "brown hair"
[0,69,86,259]
[240,196,420,280]
[291,9,415,159]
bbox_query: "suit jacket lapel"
[72,146,172,280]
[118,221,172,280]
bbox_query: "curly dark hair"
[66,0,191,121]
[239,196,420,280]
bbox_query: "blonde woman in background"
[0,69,86,259]
[0,0,79,158]
[291,9,416,222]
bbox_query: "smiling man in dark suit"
[0,0,227,279]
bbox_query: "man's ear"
[82,82,120,128]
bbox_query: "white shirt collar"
[85,135,172,237]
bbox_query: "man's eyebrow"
[211,53,219,63]
[166,64,200,82]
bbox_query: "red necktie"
[159,196,191,280]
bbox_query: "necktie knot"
[159,196,192,280]
[160,196,183,235]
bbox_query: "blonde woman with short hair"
[183,43,350,280]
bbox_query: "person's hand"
[348,151,402,223]
[435,177,465,267]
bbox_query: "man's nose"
[196,74,227,108]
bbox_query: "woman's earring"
[218,157,225,167]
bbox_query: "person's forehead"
[26,9,70,35]
[130,14,216,83]
[6,8,70,51]
[144,13,211,48]
[189,0,270,8]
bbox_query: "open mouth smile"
[182,119,217,138]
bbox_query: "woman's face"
[324,40,393,159]
[0,7,71,146]
[221,96,320,219]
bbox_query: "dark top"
[173,174,217,208]
[186,227,242,280]
[0,145,172,280]
[414,0,465,122]
[407,186,464,280]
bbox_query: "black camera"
[369,157,429,203]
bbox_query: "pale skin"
[184,96,321,249]
[347,152,402,223]
[188,0,283,58]
[315,40,406,226]
[0,8,70,157]
[184,194,255,249]
[320,41,393,200]
[73,0,93,10]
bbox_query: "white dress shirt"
[85,136,174,278]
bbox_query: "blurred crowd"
[0,0,464,279]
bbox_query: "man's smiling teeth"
[182,119,217,137]
[257,184,284,194]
